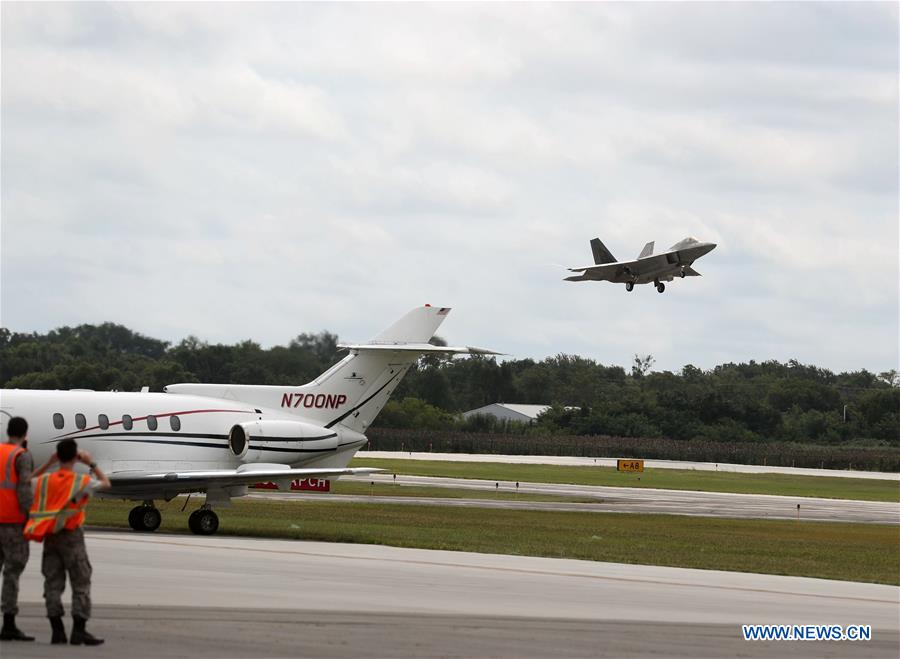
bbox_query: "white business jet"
[0,306,495,535]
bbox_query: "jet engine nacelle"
[228,419,338,459]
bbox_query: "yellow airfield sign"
[617,459,644,473]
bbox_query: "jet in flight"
[564,236,716,293]
[0,306,496,535]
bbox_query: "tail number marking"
[281,393,348,409]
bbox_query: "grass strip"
[351,458,900,503]
[87,499,900,586]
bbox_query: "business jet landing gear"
[655,280,666,293]
[625,282,635,292]
[188,506,219,536]
[128,502,161,532]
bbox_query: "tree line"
[1,323,897,447]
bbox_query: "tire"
[625,282,634,292]
[190,510,219,536]
[139,507,162,532]
[128,506,143,531]
[657,283,665,293]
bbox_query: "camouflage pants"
[0,524,29,615]
[42,527,92,620]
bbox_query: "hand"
[47,453,59,465]
[77,450,93,465]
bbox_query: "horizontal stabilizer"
[590,238,616,265]
[338,343,502,355]
[638,241,655,259]
[683,266,701,277]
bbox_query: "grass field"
[87,499,900,585]
[350,458,900,502]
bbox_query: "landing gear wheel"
[129,505,161,532]
[189,509,219,535]
[625,282,634,292]
[680,269,686,279]
[656,282,666,293]
[128,506,143,530]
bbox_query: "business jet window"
[98,414,109,430]
[170,415,181,431]
[52,413,64,430]
[122,414,133,430]
[147,415,158,431]
[75,413,86,430]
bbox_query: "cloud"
[1,2,896,375]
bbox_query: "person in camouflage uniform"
[26,438,110,646]
[0,416,34,642]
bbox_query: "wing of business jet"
[107,466,380,499]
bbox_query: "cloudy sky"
[2,2,897,375]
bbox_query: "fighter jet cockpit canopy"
[669,236,700,251]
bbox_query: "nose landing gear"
[654,280,666,293]
[625,281,635,292]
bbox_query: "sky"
[1,2,898,375]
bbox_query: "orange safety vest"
[0,443,26,524]
[24,471,91,541]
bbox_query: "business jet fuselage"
[0,306,493,535]
[2,389,367,483]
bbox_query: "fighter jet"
[565,236,716,293]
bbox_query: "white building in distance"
[461,403,555,424]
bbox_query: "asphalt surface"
[5,532,899,658]
[265,473,900,525]
[359,451,900,480]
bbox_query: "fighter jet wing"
[566,251,677,282]
[107,466,382,497]
[564,262,625,281]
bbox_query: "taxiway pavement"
[359,451,900,480]
[7,531,900,658]
[293,473,900,525]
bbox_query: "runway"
[7,531,900,658]
[293,473,900,525]
[359,451,900,480]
